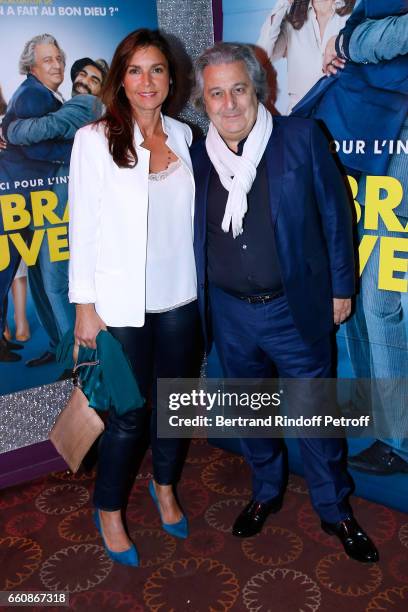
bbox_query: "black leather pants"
[93,300,202,511]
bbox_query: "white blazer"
[68,115,195,327]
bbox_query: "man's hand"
[323,35,346,75]
[333,298,351,325]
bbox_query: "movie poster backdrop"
[0,0,158,395]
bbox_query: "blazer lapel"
[194,144,212,251]
[265,123,284,226]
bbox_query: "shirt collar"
[49,87,65,104]
[309,0,336,16]
[27,73,65,103]
[236,137,247,156]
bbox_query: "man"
[191,42,378,563]
[0,34,68,362]
[1,53,106,368]
[7,57,107,145]
[307,5,408,475]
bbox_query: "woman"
[257,0,355,112]
[68,29,202,567]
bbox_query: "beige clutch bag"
[49,355,104,473]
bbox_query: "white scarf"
[205,103,273,238]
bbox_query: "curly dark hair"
[96,29,177,168]
[287,0,355,30]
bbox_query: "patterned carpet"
[1,439,408,611]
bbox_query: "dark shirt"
[207,140,283,296]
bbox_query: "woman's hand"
[0,127,7,150]
[74,304,107,349]
[323,35,346,75]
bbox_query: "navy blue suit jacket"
[2,74,72,164]
[292,0,408,175]
[192,117,355,350]
[0,75,73,231]
[366,0,407,17]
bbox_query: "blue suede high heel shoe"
[93,510,139,567]
[148,480,188,539]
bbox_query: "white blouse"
[145,159,197,313]
[257,0,350,113]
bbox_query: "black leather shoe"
[26,351,56,367]
[321,517,379,563]
[348,441,408,475]
[232,497,282,538]
[0,339,21,362]
[2,335,23,351]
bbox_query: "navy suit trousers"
[209,285,353,523]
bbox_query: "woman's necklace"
[165,146,173,169]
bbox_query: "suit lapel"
[194,143,212,251]
[265,123,284,226]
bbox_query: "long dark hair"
[0,85,7,115]
[287,0,355,30]
[97,29,176,168]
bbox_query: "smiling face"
[30,43,65,91]
[202,60,258,151]
[122,45,170,117]
[72,64,103,96]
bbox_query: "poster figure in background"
[293,1,408,176]
[0,37,107,370]
[333,8,408,474]
[191,42,378,562]
[3,260,30,344]
[0,86,31,348]
[6,56,107,371]
[257,0,355,113]
[0,34,67,362]
[294,0,408,475]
